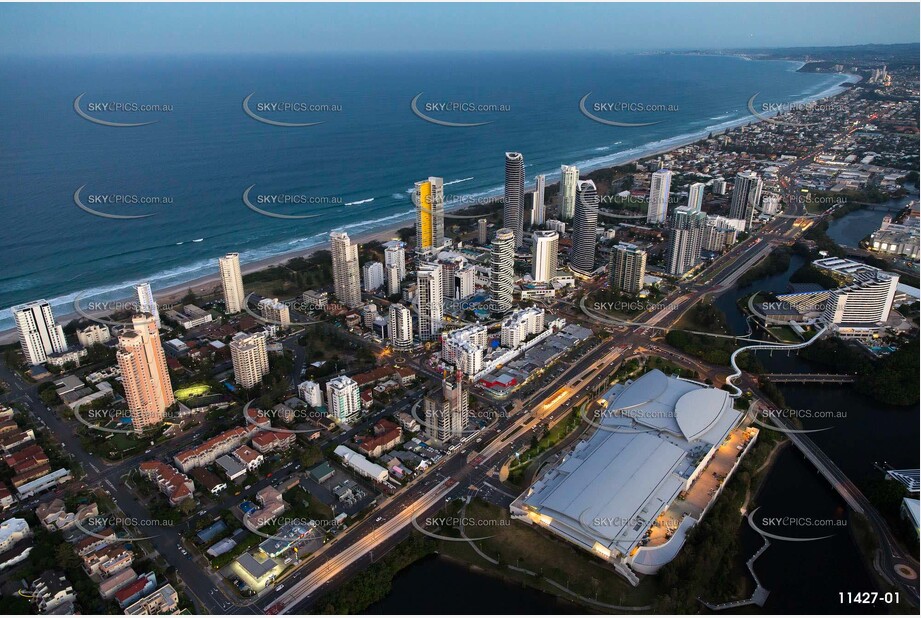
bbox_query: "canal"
[368,202,916,614]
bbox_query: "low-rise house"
[36,499,67,530]
[0,537,33,571]
[138,462,195,505]
[38,499,100,532]
[31,571,76,614]
[99,567,137,600]
[244,407,272,431]
[245,486,287,529]
[233,445,264,471]
[82,543,133,577]
[355,419,402,458]
[12,463,52,488]
[115,572,157,609]
[0,429,35,453]
[125,583,180,615]
[0,486,15,510]
[0,517,31,552]
[15,468,73,499]
[189,467,227,495]
[251,430,295,454]
[74,527,116,556]
[216,454,246,481]
[173,427,249,473]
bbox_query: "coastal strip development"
[0,30,918,617]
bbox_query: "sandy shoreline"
[0,69,860,345]
[0,223,409,344]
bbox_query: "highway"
[256,339,636,613]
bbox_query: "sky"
[0,2,918,56]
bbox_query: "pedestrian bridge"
[761,373,856,383]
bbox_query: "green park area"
[175,383,212,400]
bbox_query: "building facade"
[117,314,174,432]
[570,180,600,274]
[218,253,246,314]
[12,300,66,366]
[230,332,269,389]
[330,230,362,308]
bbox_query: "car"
[274,585,285,592]
[375,516,384,523]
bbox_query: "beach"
[0,55,859,344]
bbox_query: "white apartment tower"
[531,174,547,225]
[230,331,269,389]
[388,303,413,350]
[531,230,559,283]
[489,228,516,314]
[11,300,67,366]
[609,243,647,294]
[666,207,707,276]
[362,261,385,292]
[298,380,324,408]
[822,273,899,326]
[687,182,705,213]
[218,253,246,314]
[383,240,406,291]
[560,165,579,221]
[326,375,361,424]
[135,282,161,330]
[416,262,444,342]
[257,298,290,328]
[646,169,672,224]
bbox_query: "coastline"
[0,223,408,345]
[0,64,860,345]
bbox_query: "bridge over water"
[761,373,856,383]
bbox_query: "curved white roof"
[612,368,669,410]
[675,388,728,442]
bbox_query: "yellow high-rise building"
[413,177,444,253]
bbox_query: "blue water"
[0,52,845,329]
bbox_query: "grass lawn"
[438,499,659,609]
[175,383,212,400]
[767,326,803,343]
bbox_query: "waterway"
[825,196,912,249]
[742,447,884,614]
[715,202,918,610]
[369,204,915,613]
[363,554,581,614]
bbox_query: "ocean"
[0,52,846,330]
